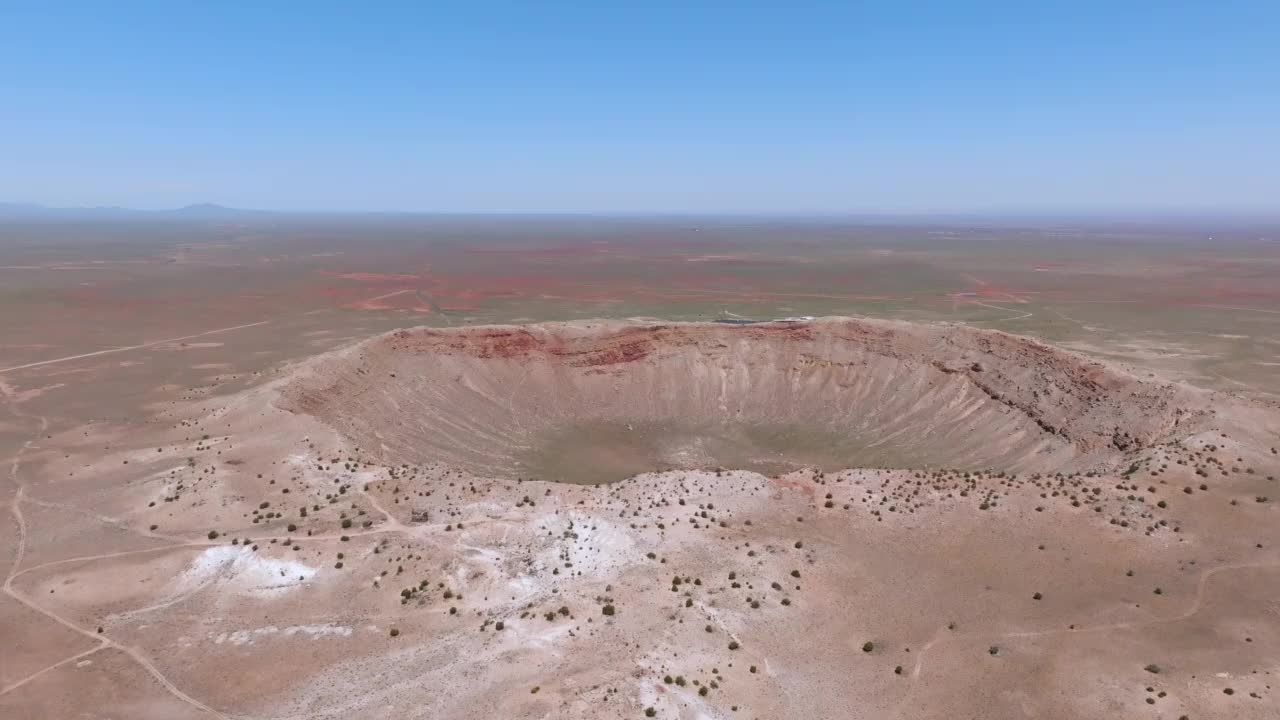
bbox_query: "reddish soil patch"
[319,270,423,282]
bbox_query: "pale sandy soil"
[3,318,1278,720]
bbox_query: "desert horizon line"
[3,200,1279,223]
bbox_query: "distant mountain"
[168,202,257,217]
[0,202,268,220]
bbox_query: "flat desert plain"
[2,216,1278,719]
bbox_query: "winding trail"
[1,643,107,695]
[968,300,1034,323]
[357,484,403,530]
[2,384,231,717]
[0,481,492,711]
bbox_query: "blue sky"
[2,1,1277,213]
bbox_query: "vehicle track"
[0,320,271,375]
[2,386,232,717]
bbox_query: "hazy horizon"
[4,199,1280,222]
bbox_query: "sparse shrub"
[389,628,399,637]
[207,530,219,540]
[862,641,874,653]
[602,604,616,616]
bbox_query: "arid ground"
[2,216,1278,719]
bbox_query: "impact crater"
[278,318,1202,483]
